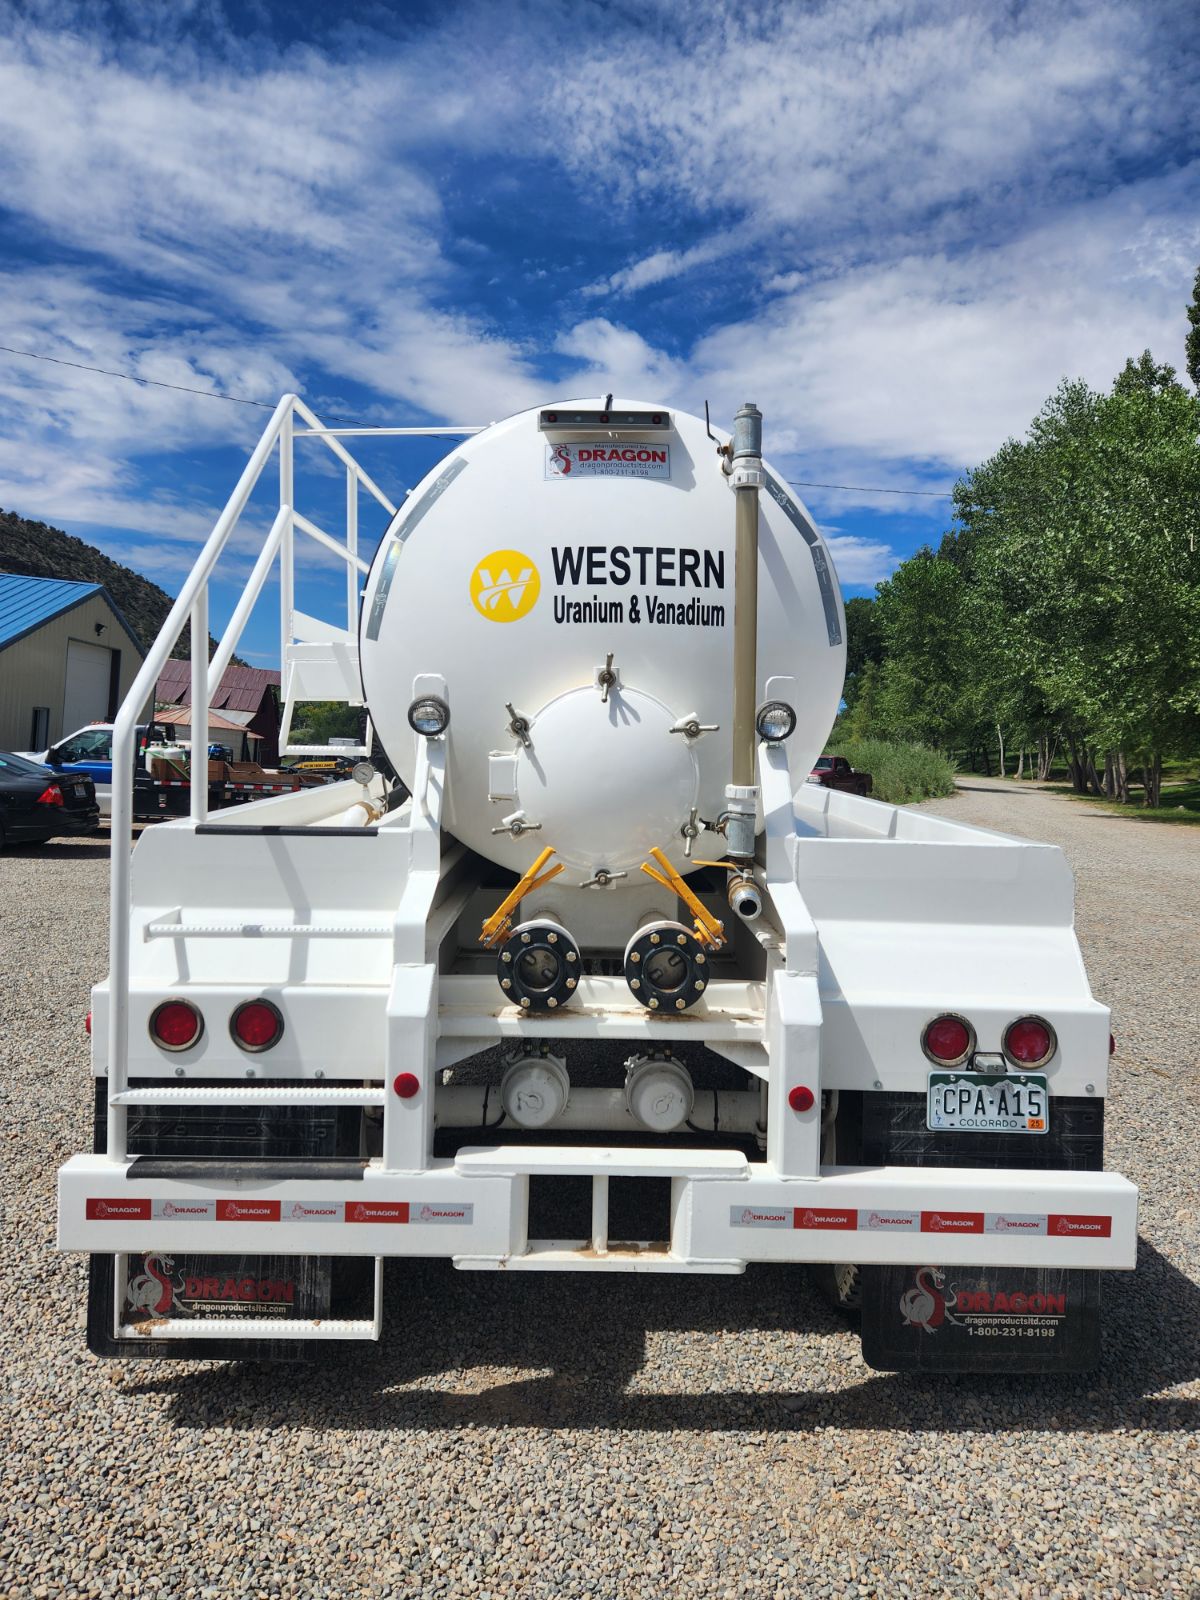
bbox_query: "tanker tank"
[358,398,846,882]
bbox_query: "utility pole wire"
[1,343,962,498]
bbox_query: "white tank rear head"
[359,399,845,882]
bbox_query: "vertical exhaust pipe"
[727,402,763,857]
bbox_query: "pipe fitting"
[731,402,762,462]
[727,874,762,921]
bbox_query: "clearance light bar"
[538,409,671,432]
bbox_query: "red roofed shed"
[157,661,282,764]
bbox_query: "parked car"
[808,753,873,797]
[0,752,100,849]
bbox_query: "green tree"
[958,367,1200,802]
[1186,264,1200,392]
[290,701,362,744]
[842,595,884,709]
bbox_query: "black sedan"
[0,751,100,849]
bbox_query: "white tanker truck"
[57,395,1136,1372]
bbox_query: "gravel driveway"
[3,783,1198,1599]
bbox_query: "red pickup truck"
[808,753,873,797]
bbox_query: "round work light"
[407,695,451,737]
[755,701,797,742]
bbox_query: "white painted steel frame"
[59,1155,1138,1271]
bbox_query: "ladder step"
[125,1156,368,1182]
[112,1087,385,1106]
[282,745,370,757]
[118,1316,379,1341]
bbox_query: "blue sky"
[1,0,1198,666]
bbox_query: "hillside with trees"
[0,508,235,662]
[841,272,1200,808]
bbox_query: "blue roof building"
[0,573,145,752]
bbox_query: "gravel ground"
[3,784,1198,1599]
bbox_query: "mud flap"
[87,1252,375,1362]
[860,1263,1101,1374]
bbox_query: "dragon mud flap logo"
[125,1253,182,1316]
[899,1266,1070,1337]
[470,549,540,621]
[123,1253,313,1322]
[899,1266,961,1333]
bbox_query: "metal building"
[0,574,145,751]
[156,660,282,763]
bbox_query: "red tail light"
[921,1014,974,1066]
[231,999,283,1052]
[1003,1016,1055,1068]
[150,1000,203,1051]
[85,1011,92,1035]
[36,784,64,807]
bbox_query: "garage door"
[62,638,113,732]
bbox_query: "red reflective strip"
[345,1201,409,1224]
[1048,1213,1112,1237]
[215,1199,281,1222]
[86,1198,151,1220]
[921,1211,985,1233]
[793,1207,858,1230]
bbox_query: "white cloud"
[0,0,1196,564]
[688,170,1200,476]
[584,236,738,297]
[544,1,1198,257]
[823,534,902,588]
[554,319,684,399]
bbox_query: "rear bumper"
[11,806,100,841]
[58,1151,1139,1273]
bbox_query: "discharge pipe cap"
[625,1055,695,1132]
[500,1053,570,1130]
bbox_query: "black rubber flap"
[861,1263,1101,1374]
[126,1157,368,1182]
[87,1253,376,1361]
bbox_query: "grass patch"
[1044,779,1200,825]
[827,738,958,806]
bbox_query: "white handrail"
[292,396,398,516]
[106,393,297,1159]
[298,426,484,438]
[294,510,372,573]
[102,393,451,1161]
[207,504,290,696]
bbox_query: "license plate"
[73,785,87,798]
[927,1072,1048,1134]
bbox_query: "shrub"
[826,738,958,805]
